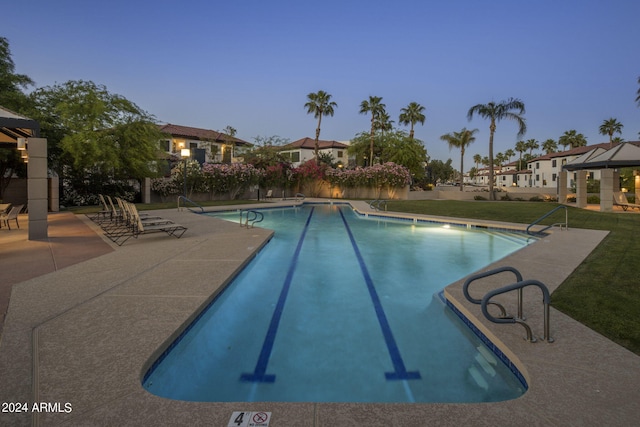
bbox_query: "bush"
[474,195,487,200]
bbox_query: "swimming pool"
[143,203,532,403]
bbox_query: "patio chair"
[613,192,640,211]
[1,204,24,230]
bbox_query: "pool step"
[467,346,498,390]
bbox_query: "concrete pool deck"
[0,200,639,426]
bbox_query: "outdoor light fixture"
[17,137,26,150]
[180,148,190,158]
[21,150,28,159]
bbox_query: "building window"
[337,150,344,158]
[552,173,557,182]
[552,159,557,167]
[292,152,300,162]
[536,162,540,169]
[159,140,170,152]
[536,174,540,182]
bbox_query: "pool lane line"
[338,207,421,381]
[240,206,316,383]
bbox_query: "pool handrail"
[526,205,568,236]
[462,266,523,319]
[177,195,204,213]
[481,279,554,343]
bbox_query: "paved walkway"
[0,202,639,426]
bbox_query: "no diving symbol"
[253,412,268,424]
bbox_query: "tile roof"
[281,137,349,150]
[157,123,251,145]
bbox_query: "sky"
[3,0,640,170]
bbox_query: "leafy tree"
[0,37,34,111]
[467,98,526,199]
[428,159,454,185]
[221,125,237,163]
[559,130,588,149]
[381,130,428,180]
[304,90,337,164]
[29,80,165,204]
[599,118,623,147]
[359,96,386,165]
[348,129,427,179]
[440,128,478,190]
[542,138,557,154]
[0,37,33,199]
[398,102,426,139]
[244,135,290,168]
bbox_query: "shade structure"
[563,142,640,171]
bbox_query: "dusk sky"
[4,0,640,169]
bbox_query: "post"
[27,138,48,240]
[181,148,190,198]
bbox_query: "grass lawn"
[386,200,640,356]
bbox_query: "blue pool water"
[143,204,532,403]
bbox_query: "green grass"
[386,200,640,355]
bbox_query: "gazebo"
[0,106,49,239]
[561,142,640,212]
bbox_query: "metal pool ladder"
[462,266,554,343]
[526,205,568,236]
[239,210,264,228]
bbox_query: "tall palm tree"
[473,153,482,185]
[375,110,394,135]
[525,139,539,157]
[559,130,588,149]
[359,96,386,165]
[599,118,623,147]
[636,76,640,107]
[467,98,526,199]
[504,148,515,164]
[304,90,337,164]
[440,127,478,191]
[515,140,527,170]
[399,102,426,139]
[542,138,557,154]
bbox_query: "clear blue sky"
[4,0,640,169]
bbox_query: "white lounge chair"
[613,192,640,211]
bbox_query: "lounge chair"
[102,200,187,245]
[613,192,640,211]
[1,204,24,230]
[265,189,273,200]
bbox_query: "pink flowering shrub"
[202,163,263,199]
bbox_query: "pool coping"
[1,199,639,426]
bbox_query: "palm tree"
[473,153,482,170]
[359,96,386,165]
[304,90,337,164]
[504,148,515,164]
[375,110,394,135]
[494,152,505,168]
[542,138,557,154]
[399,102,426,139]
[440,127,478,191]
[559,130,588,149]
[525,139,539,157]
[636,76,640,107]
[515,140,527,170]
[599,118,623,147]
[467,98,526,199]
